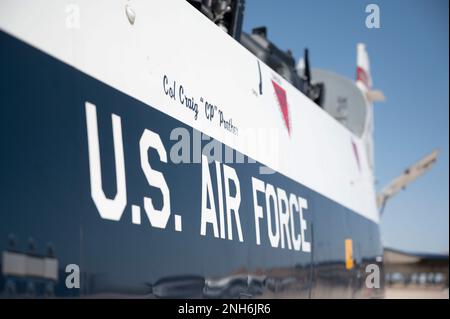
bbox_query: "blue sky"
[243,0,449,254]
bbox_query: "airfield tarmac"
[384,286,449,299]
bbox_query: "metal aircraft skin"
[0,0,435,298]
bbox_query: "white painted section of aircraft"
[0,0,379,223]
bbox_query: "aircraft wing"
[366,89,385,102]
[377,149,440,212]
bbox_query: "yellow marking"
[345,239,354,270]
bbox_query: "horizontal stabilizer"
[377,149,439,212]
[366,90,385,102]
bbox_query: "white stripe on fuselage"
[0,0,379,223]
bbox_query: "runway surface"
[385,287,449,299]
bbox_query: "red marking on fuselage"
[271,80,291,135]
[356,66,370,89]
[352,139,361,172]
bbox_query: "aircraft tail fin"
[357,43,372,89]
[357,43,385,102]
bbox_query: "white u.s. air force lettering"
[200,156,243,242]
[85,102,171,227]
[252,177,311,252]
[85,102,311,253]
[85,102,127,221]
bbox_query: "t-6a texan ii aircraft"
[0,0,438,299]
